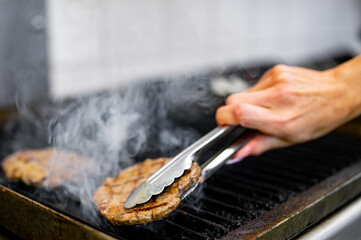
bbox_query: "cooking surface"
[1,124,361,239]
[1,53,361,239]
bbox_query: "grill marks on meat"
[93,158,201,225]
[1,149,94,187]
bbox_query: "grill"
[1,52,361,240]
[2,131,361,240]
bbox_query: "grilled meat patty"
[2,148,94,187]
[93,158,201,225]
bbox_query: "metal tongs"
[124,126,254,209]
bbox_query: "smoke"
[47,92,142,215]
[4,76,223,222]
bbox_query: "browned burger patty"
[2,148,94,187]
[93,158,201,225]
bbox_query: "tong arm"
[181,130,255,200]
[124,125,238,208]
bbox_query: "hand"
[216,57,361,158]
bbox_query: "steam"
[7,76,223,221]
[48,92,142,215]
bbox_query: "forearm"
[331,55,361,122]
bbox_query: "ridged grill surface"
[90,133,361,239]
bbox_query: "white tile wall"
[47,0,361,98]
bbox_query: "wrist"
[330,57,361,121]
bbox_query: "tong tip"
[124,182,151,209]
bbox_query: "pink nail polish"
[226,157,244,165]
[237,145,252,158]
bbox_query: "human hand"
[216,58,361,158]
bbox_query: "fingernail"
[226,157,244,165]
[236,144,252,158]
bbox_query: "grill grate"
[84,132,361,240]
[1,112,361,240]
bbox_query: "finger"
[216,105,238,126]
[226,88,274,107]
[248,64,293,92]
[233,103,279,135]
[247,68,274,92]
[232,138,258,158]
[249,135,291,155]
[233,134,291,157]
